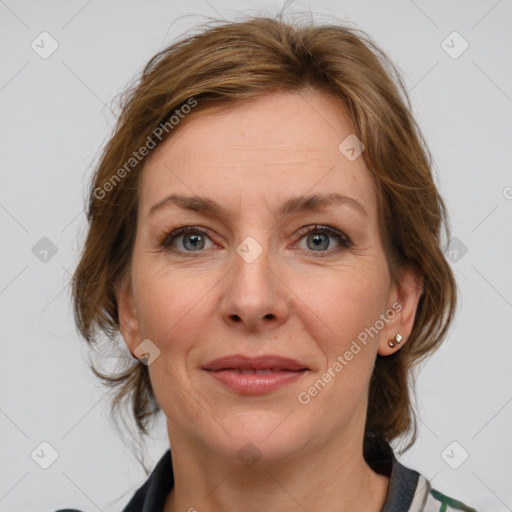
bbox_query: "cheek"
[132,267,215,421]
[292,262,388,351]
[133,263,217,354]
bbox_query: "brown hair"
[72,13,457,468]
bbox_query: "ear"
[115,274,141,357]
[377,266,423,356]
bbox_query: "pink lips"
[202,354,309,395]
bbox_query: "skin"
[116,89,423,512]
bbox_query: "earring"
[387,333,403,348]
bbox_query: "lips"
[208,370,306,393]
[202,354,309,394]
[202,354,308,372]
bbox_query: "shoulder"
[364,436,477,512]
[410,473,478,512]
[425,484,478,511]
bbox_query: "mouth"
[211,368,304,374]
[202,354,309,394]
[202,354,309,372]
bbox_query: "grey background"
[1,0,511,510]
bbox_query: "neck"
[163,426,390,512]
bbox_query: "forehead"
[139,90,377,218]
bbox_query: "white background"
[1,0,511,511]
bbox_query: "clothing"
[56,439,477,512]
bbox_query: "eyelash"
[157,224,353,257]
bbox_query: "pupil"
[310,233,329,250]
[185,233,204,250]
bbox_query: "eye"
[293,225,353,256]
[158,224,353,257]
[158,226,215,253]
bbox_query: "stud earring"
[388,333,403,348]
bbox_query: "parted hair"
[71,13,457,467]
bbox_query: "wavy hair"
[71,13,457,471]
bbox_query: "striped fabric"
[410,474,477,511]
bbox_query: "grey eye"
[306,232,331,251]
[181,232,206,251]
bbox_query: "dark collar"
[365,436,421,511]
[122,439,420,512]
[122,449,174,512]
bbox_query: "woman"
[60,14,476,512]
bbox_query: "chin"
[204,411,310,465]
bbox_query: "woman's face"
[117,90,421,462]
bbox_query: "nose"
[219,239,290,333]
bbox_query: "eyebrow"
[148,192,368,218]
